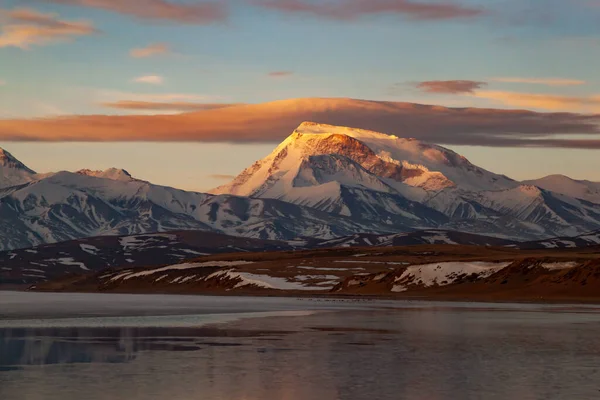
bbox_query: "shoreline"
[12,286,600,306]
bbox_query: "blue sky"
[1,0,600,190]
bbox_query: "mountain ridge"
[0,123,600,251]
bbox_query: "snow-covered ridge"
[292,122,516,192]
[1,121,600,251]
[524,174,600,204]
[210,124,460,198]
[77,168,135,182]
[0,147,37,189]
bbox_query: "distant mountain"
[213,123,600,240]
[1,123,600,252]
[0,148,37,189]
[76,168,136,182]
[0,166,394,251]
[524,175,600,204]
[315,229,519,248]
[517,230,600,249]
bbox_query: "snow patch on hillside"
[205,269,331,291]
[392,261,511,292]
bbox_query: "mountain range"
[1,122,600,252]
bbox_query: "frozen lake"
[2,291,600,399]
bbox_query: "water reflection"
[2,309,600,400]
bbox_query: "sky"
[1,0,600,191]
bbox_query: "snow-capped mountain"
[1,122,600,252]
[212,122,515,198]
[0,148,37,189]
[76,168,136,182]
[0,166,395,251]
[524,175,600,204]
[213,122,600,240]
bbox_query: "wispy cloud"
[102,101,240,112]
[472,91,600,112]
[414,80,487,94]
[0,7,97,49]
[208,174,236,180]
[490,77,586,86]
[0,80,5,86]
[98,92,214,102]
[1,98,599,148]
[268,71,294,78]
[254,0,484,21]
[130,42,169,58]
[46,0,227,24]
[133,75,164,84]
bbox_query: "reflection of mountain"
[2,309,600,400]
[0,328,138,368]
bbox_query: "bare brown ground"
[33,244,600,303]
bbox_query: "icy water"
[3,292,600,400]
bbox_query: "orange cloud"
[130,43,169,58]
[268,71,294,78]
[0,8,97,49]
[0,98,599,148]
[47,0,227,24]
[491,77,586,86]
[255,0,483,20]
[415,80,487,94]
[473,91,600,112]
[102,101,240,112]
[133,75,163,84]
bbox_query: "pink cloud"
[102,101,241,112]
[472,91,600,112]
[130,42,170,58]
[415,80,487,94]
[47,0,227,24]
[0,8,97,49]
[0,98,599,148]
[268,71,294,77]
[133,75,164,84]
[255,0,483,21]
[490,77,586,86]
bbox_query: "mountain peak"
[76,168,134,181]
[0,148,36,174]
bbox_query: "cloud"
[133,75,163,84]
[208,174,236,180]
[490,77,586,86]
[472,91,600,112]
[130,43,169,58]
[46,0,227,24]
[415,80,487,94]
[268,71,294,78]
[254,0,483,21]
[0,7,97,49]
[102,101,240,112]
[0,80,5,86]
[1,98,600,148]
